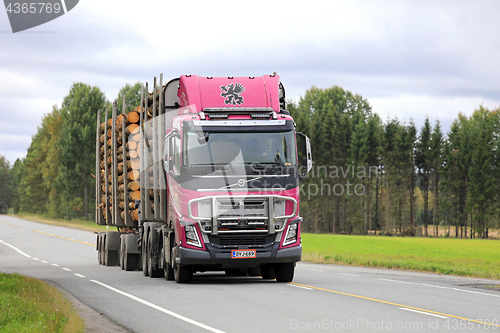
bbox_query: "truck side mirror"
[297,132,312,181]
[163,130,179,172]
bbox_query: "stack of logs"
[99,106,141,223]
[97,89,162,226]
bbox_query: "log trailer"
[95,74,312,283]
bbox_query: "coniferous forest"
[1,82,499,239]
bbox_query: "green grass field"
[0,273,84,333]
[302,233,500,279]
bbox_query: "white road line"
[63,268,72,271]
[379,278,500,298]
[91,279,226,333]
[378,278,420,285]
[74,273,85,278]
[288,283,314,290]
[339,273,359,277]
[0,239,31,258]
[305,268,323,272]
[33,258,39,261]
[52,263,60,267]
[399,307,449,318]
[452,287,500,298]
[422,283,451,289]
[41,260,48,263]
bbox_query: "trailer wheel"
[124,240,139,271]
[104,249,118,266]
[119,236,125,270]
[142,226,149,276]
[100,235,106,265]
[103,233,119,267]
[125,253,139,271]
[97,233,102,265]
[274,263,295,282]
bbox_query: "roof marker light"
[208,114,229,119]
[251,113,271,118]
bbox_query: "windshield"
[184,131,297,167]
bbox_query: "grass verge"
[13,213,109,233]
[0,272,84,333]
[302,233,500,279]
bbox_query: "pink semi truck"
[95,74,312,283]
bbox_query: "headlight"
[184,224,202,248]
[273,199,285,218]
[283,223,298,246]
[197,200,212,219]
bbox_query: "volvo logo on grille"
[237,179,246,187]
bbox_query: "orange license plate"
[231,249,256,259]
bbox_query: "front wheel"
[163,245,174,281]
[274,263,295,282]
[174,264,193,283]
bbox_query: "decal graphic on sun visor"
[220,83,245,105]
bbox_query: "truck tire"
[142,226,149,276]
[119,236,126,270]
[164,256,174,281]
[124,239,139,272]
[104,232,120,267]
[261,264,275,280]
[100,234,106,265]
[97,233,103,265]
[274,262,295,282]
[174,264,193,283]
[125,253,139,271]
[164,238,174,281]
[105,249,118,266]
[172,246,192,283]
[148,228,163,278]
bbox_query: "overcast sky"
[1,0,500,165]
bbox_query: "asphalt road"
[1,215,499,332]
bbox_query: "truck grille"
[190,195,296,235]
[217,199,268,232]
[218,200,267,217]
